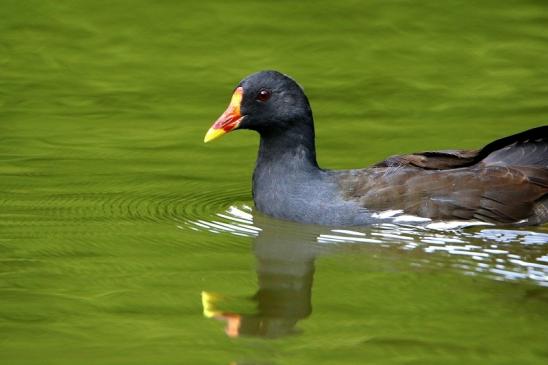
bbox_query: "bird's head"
[204,71,312,142]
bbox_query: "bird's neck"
[256,121,320,173]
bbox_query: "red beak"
[204,87,244,143]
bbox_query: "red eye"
[256,89,271,102]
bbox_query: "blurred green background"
[1,1,547,364]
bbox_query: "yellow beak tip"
[204,128,226,143]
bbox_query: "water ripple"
[186,206,548,286]
[1,183,251,230]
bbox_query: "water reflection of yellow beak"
[201,291,221,318]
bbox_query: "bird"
[204,70,548,226]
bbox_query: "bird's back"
[337,126,548,224]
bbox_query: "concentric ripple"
[0,182,251,234]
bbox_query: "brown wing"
[339,126,548,224]
[339,165,547,223]
[373,149,479,170]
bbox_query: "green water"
[1,0,548,364]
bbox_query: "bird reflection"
[201,215,325,338]
[199,206,548,339]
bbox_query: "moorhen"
[204,71,548,226]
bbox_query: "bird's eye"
[256,89,272,102]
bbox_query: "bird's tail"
[479,125,548,166]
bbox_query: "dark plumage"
[205,71,548,226]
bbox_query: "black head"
[238,71,312,133]
[204,71,313,142]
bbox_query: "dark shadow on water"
[201,215,326,339]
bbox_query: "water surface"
[1,1,548,364]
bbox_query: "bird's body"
[205,71,548,226]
